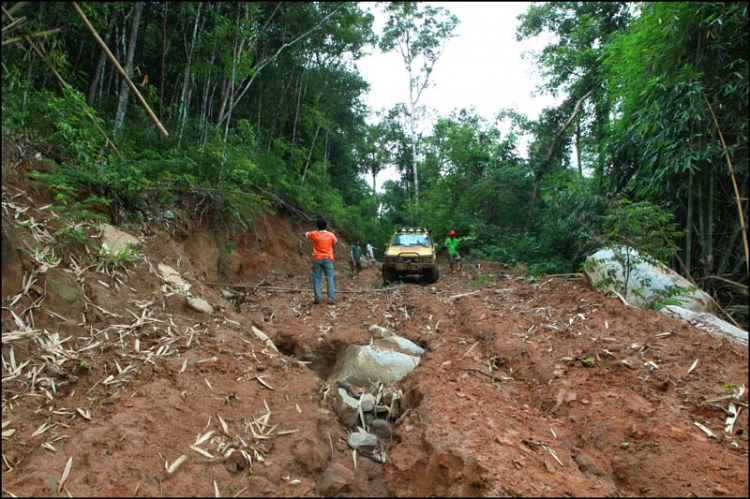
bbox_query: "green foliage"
[96,243,141,273]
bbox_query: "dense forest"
[2,2,747,326]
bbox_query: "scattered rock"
[158,263,191,294]
[369,325,395,339]
[45,268,85,311]
[333,388,359,427]
[291,437,328,474]
[360,393,376,412]
[44,475,59,493]
[347,431,378,451]
[369,419,394,439]
[99,223,140,254]
[186,296,213,315]
[574,451,604,476]
[220,289,236,299]
[1,225,25,298]
[316,462,354,496]
[102,392,121,405]
[335,441,348,453]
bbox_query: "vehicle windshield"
[392,234,431,247]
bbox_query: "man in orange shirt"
[305,218,338,305]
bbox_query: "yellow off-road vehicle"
[382,227,439,283]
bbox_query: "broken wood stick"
[459,367,513,383]
[446,290,481,302]
[204,282,405,293]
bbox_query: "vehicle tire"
[382,265,397,283]
[424,265,439,283]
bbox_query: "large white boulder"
[660,305,748,345]
[327,344,420,387]
[584,247,715,313]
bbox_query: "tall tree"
[379,2,458,205]
[113,1,144,134]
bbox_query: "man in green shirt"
[444,230,461,274]
[350,239,363,279]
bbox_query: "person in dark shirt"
[350,239,363,279]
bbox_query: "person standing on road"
[366,240,376,262]
[350,239,363,279]
[305,219,337,305]
[444,230,461,275]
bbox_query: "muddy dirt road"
[2,174,748,497]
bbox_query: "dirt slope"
[2,147,748,497]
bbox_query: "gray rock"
[44,475,59,493]
[347,431,378,451]
[1,225,24,298]
[158,263,191,294]
[375,335,425,356]
[333,388,359,427]
[100,223,140,254]
[369,325,395,339]
[369,419,394,439]
[186,297,213,315]
[46,268,84,310]
[360,393,376,412]
[327,345,420,387]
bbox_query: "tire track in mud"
[379,275,748,497]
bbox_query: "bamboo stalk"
[3,27,61,45]
[70,2,169,139]
[2,6,122,158]
[702,91,749,275]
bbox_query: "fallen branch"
[459,367,513,383]
[446,290,481,302]
[204,283,406,294]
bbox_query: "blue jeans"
[312,258,335,300]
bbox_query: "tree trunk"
[289,67,306,171]
[524,88,595,230]
[576,117,582,178]
[113,1,144,134]
[707,164,714,268]
[408,64,419,205]
[686,169,694,273]
[177,3,203,148]
[87,14,115,106]
[160,1,167,123]
[301,120,322,186]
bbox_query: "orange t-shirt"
[306,230,337,260]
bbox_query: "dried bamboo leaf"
[167,454,188,475]
[59,456,73,493]
[195,430,215,446]
[189,445,214,458]
[218,414,229,435]
[687,359,698,375]
[214,480,221,497]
